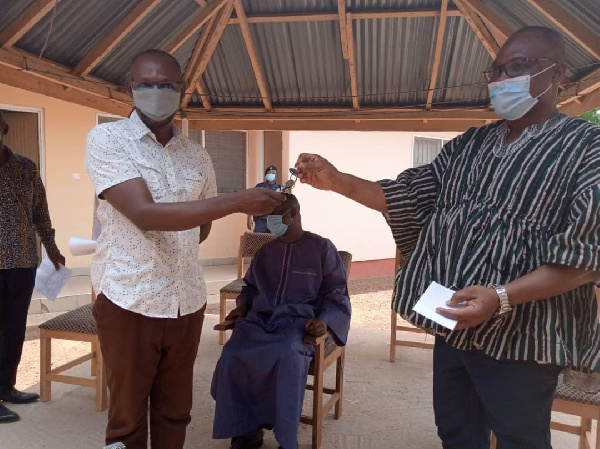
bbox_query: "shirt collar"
[127,110,183,146]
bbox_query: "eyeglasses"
[483,58,556,83]
[282,168,298,195]
[131,82,182,92]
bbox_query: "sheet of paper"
[34,258,72,301]
[412,282,460,330]
[69,236,97,256]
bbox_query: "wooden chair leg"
[40,332,51,402]
[219,293,227,345]
[390,309,397,362]
[312,343,325,449]
[90,340,98,376]
[95,339,108,412]
[334,349,345,419]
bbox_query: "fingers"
[436,306,475,321]
[448,289,476,306]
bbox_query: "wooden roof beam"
[181,0,235,108]
[426,0,449,110]
[457,0,512,45]
[234,0,272,111]
[72,0,162,77]
[525,0,600,60]
[196,81,212,111]
[164,0,229,55]
[345,17,360,110]
[228,8,461,24]
[558,67,600,107]
[559,83,600,116]
[454,0,500,58]
[337,0,349,59]
[0,0,64,48]
[194,0,208,6]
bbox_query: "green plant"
[580,108,600,124]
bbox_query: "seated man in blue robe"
[211,194,351,449]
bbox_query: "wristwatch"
[489,284,512,316]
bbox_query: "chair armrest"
[213,318,238,331]
[304,331,331,346]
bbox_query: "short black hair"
[265,165,277,175]
[130,49,182,78]
[510,26,566,63]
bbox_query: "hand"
[233,188,286,216]
[246,215,254,231]
[305,318,328,337]
[48,253,66,271]
[436,285,500,330]
[225,304,248,321]
[295,154,340,191]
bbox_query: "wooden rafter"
[196,81,212,111]
[194,0,208,6]
[181,0,235,108]
[525,0,600,60]
[0,0,63,48]
[228,8,461,24]
[426,0,448,110]
[558,67,600,107]
[559,83,600,117]
[457,0,512,45]
[454,0,500,58]
[345,17,360,110]
[184,15,218,90]
[164,0,229,55]
[72,0,162,77]
[234,0,272,111]
[0,47,131,104]
[337,0,349,60]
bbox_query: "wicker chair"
[218,232,277,344]
[214,250,353,449]
[550,374,600,449]
[39,292,107,411]
[390,249,433,362]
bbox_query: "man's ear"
[552,62,567,85]
[2,124,9,136]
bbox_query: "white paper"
[34,258,72,301]
[412,282,461,330]
[69,236,97,256]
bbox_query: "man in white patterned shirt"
[86,49,284,449]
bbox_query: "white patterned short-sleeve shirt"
[85,111,217,318]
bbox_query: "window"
[189,130,247,194]
[412,136,451,167]
[97,114,123,125]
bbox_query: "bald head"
[502,26,566,64]
[131,49,181,75]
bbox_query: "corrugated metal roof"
[197,25,263,107]
[355,16,436,107]
[432,16,492,107]
[486,0,597,80]
[249,21,351,107]
[242,0,337,15]
[0,0,36,34]
[91,0,202,85]
[3,0,599,111]
[15,0,141,68]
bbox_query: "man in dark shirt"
[247,165,282,233]
[0,111,65,423]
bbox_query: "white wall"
[285,131,460,262]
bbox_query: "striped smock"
[380,114,600,371]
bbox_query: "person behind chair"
[0,111,66,423]
[247,165,282,233]
[212,194,351,449]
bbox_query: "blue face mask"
[267,210,292,236]
[487,64,555,121]
[266,173,276,182]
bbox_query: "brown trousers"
[93,294,205,449]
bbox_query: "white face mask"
[132,86,181,122]
[488,63,556,121]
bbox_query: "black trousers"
[0,267,36,388]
